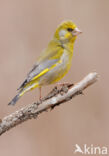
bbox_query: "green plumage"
[9,21,81,105]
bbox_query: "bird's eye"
[67,28,74,32]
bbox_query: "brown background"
[0,0,108,156]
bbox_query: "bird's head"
[54,21,82,44]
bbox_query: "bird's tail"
[8,88,26,105]
[8,82,39,105]
[8,93,21,106]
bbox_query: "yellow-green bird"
[8,20,82,105]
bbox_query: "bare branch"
[0,72,98,136]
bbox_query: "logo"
[74,144,108,155]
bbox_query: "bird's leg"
[57,82,74,88]
[56,82,74,94]
[39,87,42,100]
[57,82,73,86]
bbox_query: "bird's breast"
[60,49,71,65]
[39,50,72,85]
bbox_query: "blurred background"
[0,0,109,155]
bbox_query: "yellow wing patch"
[32,60,62,81]
[19,60,62,97]
[32,68,49,81]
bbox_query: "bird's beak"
[72,27,82,36]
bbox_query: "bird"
[8,20,82,105]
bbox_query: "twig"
[0,72,98,136]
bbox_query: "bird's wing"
[17,59,59,90]
[18,40,63,90]
[27,59,59,81]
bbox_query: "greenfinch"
[8,21,82,105]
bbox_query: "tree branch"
[0,72,98,136]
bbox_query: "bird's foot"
[57,82,74,95]
[57,82,74,87]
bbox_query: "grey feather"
[8,94,20,105]
[27,59,58,80]
[17,59,59,90]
